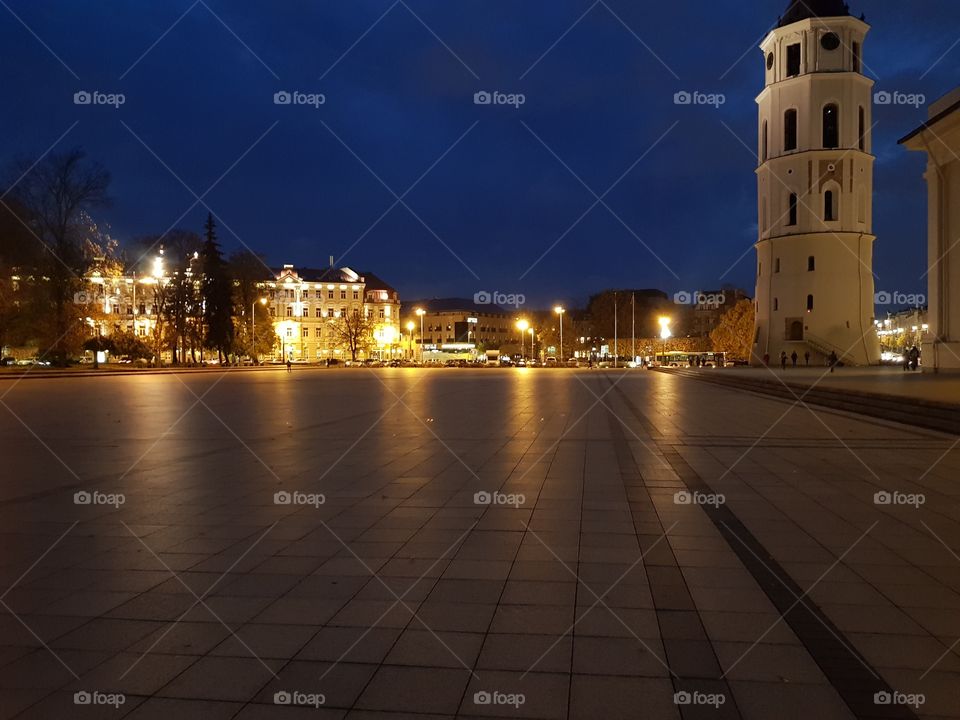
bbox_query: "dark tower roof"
[778,0,851,27]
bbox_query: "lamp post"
[517,319,529,360]
[554,306,565,364]
[252,297,267,364]
[415,308,425,364]
[659,316,672,365]
[406,321,415,360]
[529,327,535,361]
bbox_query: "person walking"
[791,351,798,368]
[286,358,292,373]
[780,351,788,370]
[804,351,811,367]
[909,345,920,371]
[763,353,770,366]
[829,350,838,373]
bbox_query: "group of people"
[763,350,812,369]
[904,345,921,371]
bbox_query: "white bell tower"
[753,0,880,366]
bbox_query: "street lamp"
[554,306,565,364]
[517,319,529,359]
[659,316,672,365]
[528,327,535,361]
[406,321,415,360]
[252,297,267,364]
[415,308,425,364]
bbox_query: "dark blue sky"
[2,0,958,308]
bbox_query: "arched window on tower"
[808,256,816,272]
[784,109,798,151]
[852,42,861,73]
[773,298,779,311]
[762,121,768,161]
[858,107,866,151]
[823,105,839,149]
[807,295,815,312]
[824,190,837,221]
[788,193,798,226]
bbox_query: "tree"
[229,249,275,360]
[199,214,234,362]
[332,309,374,361]
[710,299,755,361]
[6,149,110,364]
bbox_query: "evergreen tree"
[199,213,234,362]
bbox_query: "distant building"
[402,299,513,356]
[901,87,960,372]
[687,288,751,338]
[262,265,400,361]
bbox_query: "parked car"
[0,357,16,366]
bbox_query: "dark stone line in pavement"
[603,398,744,720]
[606,376,919,720]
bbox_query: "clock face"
[821,33,841,51]
[766,52,774,70]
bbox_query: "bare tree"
[7,149,110,364]
[332,309,374,361]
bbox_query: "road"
[0,368,958,719]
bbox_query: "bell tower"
[753,0,880,366]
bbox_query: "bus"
[650,351,726,368]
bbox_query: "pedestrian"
[909,345,920,371]
[780,351,788,370]
[791,351,798,367]
[804,351,810,367]
[286,359,292,373]
[763,353,770,366]
[829,350,838,373]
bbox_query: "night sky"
[2,0,958,309]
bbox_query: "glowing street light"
[406,320,415,359]
[415,308,426,364]
[554,306,565,364]
[517,319,529,359]
[659,316,672,363]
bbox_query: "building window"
[379,308,385,319]
[786,43,801,77]
[852,42,861,73]
[761,120,768,161]
[302,307,309,318]
[775,257,781,273]
[824,190,836,221]
[340,290,347,300]
[808,256,816,271]
[286,306,293,317]
[269,308,275,317]
[286,328,292,337]
[303,328,309,338]
[327,308,334,318]
[807,294,815,312]
[327,289,334,299]
[784,109,798,151]
[315,307,322,318]
[788,193,798,226]
[353,290,359,300]
[823,104,839,148]
[774,298,779,311]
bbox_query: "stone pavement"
[0,368,959,719]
